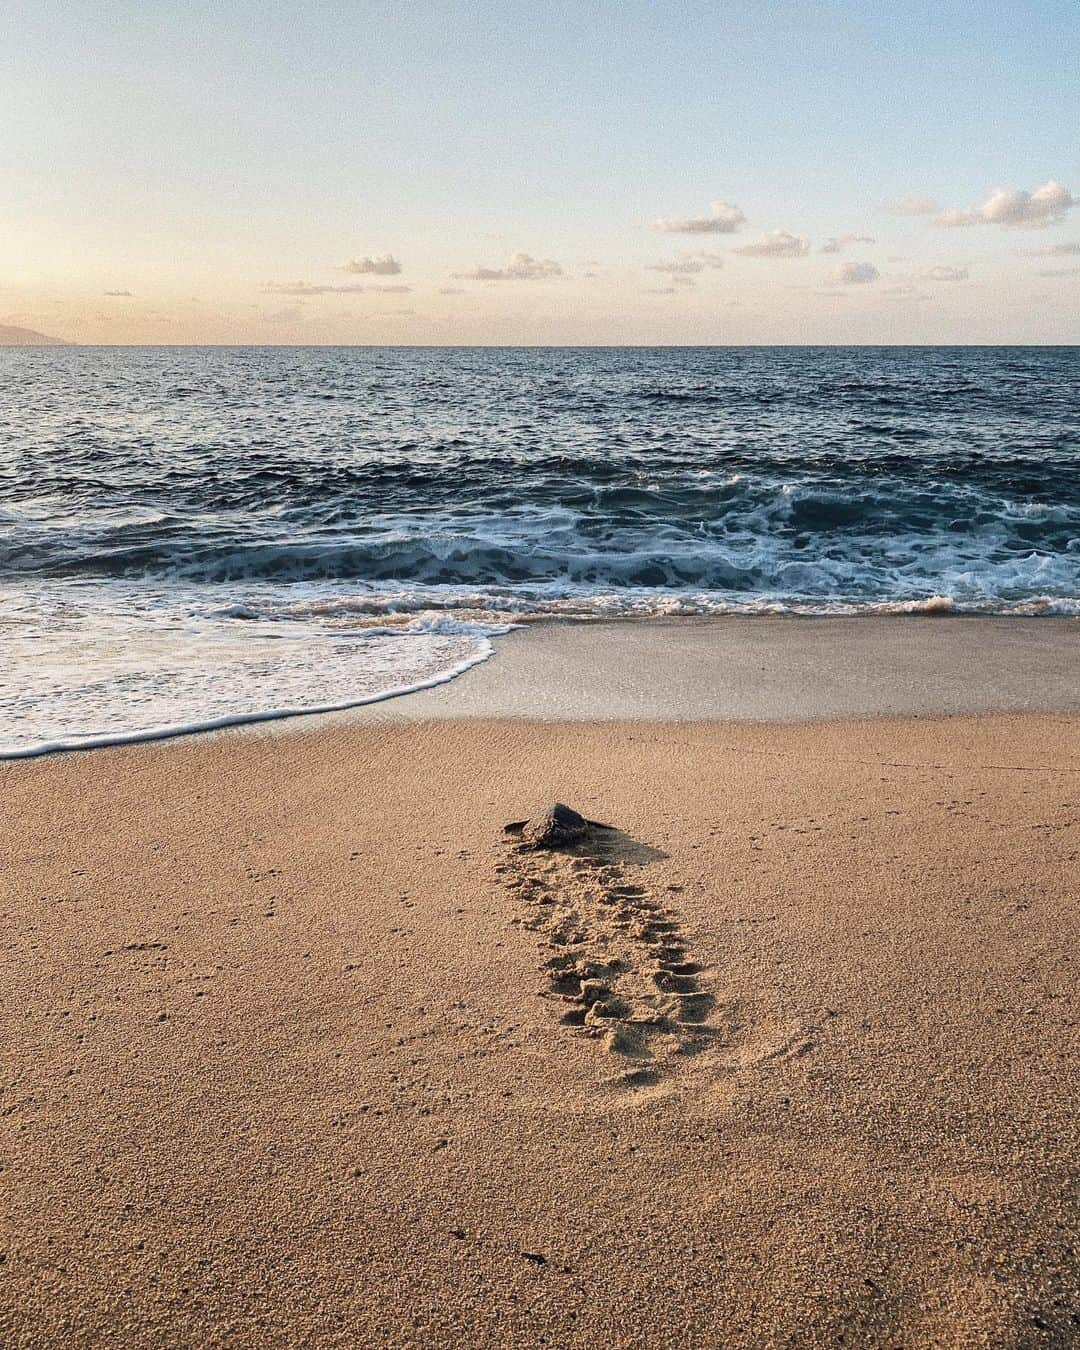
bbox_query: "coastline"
[7,615,1080,762]
[324,613,1080,725]
[2,622,1078,1344]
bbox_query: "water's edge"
[6,615,1079,760]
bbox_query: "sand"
[2,625,1079,1346]
[332,615,1080,725]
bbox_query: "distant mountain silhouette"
[0,324,72,346]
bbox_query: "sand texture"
[2,712,1078,1346]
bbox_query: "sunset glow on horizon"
[3,0,1078,345]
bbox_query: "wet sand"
[314,615,1080,726]
[2,624,1079,1346]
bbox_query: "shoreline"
[258,613,1080,745]
[7,614,1080,761]
[338,613,1080,722]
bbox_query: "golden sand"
[2,711,1078,1345]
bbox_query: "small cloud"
[646,251,725,277]
[646,259,703,275]
[834,261,879,285]
[103,289,134,297]
[262,307,303,324]
[1038,265,1080,277]
[643,286,677,295]
[734,230,809,259]
[452,252,563,281]
[261,281,411,296]
[819,234,876,254]
[936,180,1076,230]
[923,265,969,281]
[340,254,402,276]
[1023,241,1080,257]
[438,286,465,295]
[652,200,745,235]
[890,196,941,216]
[263,281,366,296]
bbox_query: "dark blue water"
[2,345,1078,754]
[3,345,1079,602]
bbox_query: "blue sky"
[2,0,1078,342]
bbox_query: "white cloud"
[834,261,879,285]
[262,307,303,324]
[820,234,876,254]
[438,286,465,295]
[652,200,745,235]
[923,265,969,281]
[643,286,677,295]
[734,230,809,259]
[646,259,703,275]
[340,254,402,275]
[937,180,1076,230]
[1038,265,1080,277]
[1024,241,1080,257]
[263,281,364,296]
[452,252,563,281]
[262,282,411,295]
[890,196,941,216]
[103,289,134,297]
[647,251,725,275]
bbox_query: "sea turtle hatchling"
[504,802,613,851]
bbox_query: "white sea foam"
[0,583,508,758]
[4,577,1077,759]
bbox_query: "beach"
[1,619,1077,1346]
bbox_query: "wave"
[199,588,1080,620]
[5,523,1078,608]
[0,593,502,759]
[0,642,495,760]
[4,460,1080,610]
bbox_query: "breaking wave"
[2,343,1078,754]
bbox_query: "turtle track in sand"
[497,825,716,1083]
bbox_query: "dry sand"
[2,626,1079,1346]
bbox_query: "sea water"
[2,345,1077,755]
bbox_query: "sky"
[2,0,1078,344]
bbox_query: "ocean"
[2,345,1077,756]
